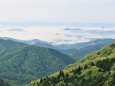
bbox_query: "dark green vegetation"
[0,44,75,86]
[27,42,115,86]
[0,78,11,86]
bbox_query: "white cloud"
[8,28,24,32]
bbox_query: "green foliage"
[0,45,75,86]
[0,78,11,86]
[100,46,112,57]
[27,42,115,86]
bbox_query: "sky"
[0,0,115,23]
[0,0,115,45]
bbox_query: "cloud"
[89,30,115,35]
[55,33,60,35]
[52,37,90,45]
[0,25,115,45]
[8,28,24,32]
[63,28,82,31]
[64,34,73,37]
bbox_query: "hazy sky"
[0,0,115,23]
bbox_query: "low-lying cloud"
[8,28,24,32]
[0,26,115,45]
[63,28,82,31]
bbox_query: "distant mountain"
[55,38,115,50]
[18,39,49,45]
[0,37,58,49]
[0,39,26,51]
[55,38,115,60]
[0,37,114,59]
[0,37,49,45]
[0,37,77,56]
[33,41,59,50]
[0,45,75,86]
[27,42,115,86]
[72,39,115,60]
[0,37,115,50]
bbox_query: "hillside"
[27,42,115,86]
[0,45,75,86]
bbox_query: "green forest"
[0,39,115,86]
[0,78,11,86]
[27,42,115,86]
[0,40,75,86]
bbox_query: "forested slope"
[0,45,75,86]
[27,42,115,86]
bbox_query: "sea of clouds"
[0,25,115,45]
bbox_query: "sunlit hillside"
[27,42,115,86]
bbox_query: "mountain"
[18,39,49,45]
[33,41,58,50]
[0,37,114,60]
[0,45,75,86]
[0,37,50,45]
[0,39,26,51]
[55,38,115,50]
[0,37,78,56]
[0,37,114,50]
[0,78,11,86]
[57,38,115,60]
[1,37,114,53]
[27,42,115,86]
[69,38,115,60]
[0,37,59,50]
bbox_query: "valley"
[0,38,114,86]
